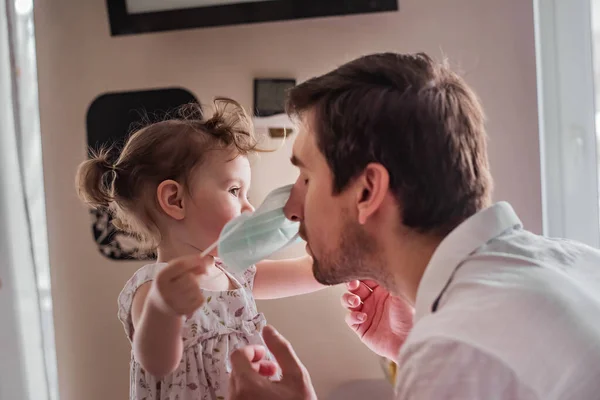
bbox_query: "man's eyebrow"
[290,154,305,168]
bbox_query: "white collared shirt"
[395,202,600,399]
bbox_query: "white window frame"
[535,0,600,247]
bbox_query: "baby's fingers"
[341,292,362,310]
[345,310,367,329]
[346,280,375,302]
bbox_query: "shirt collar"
[413,202,523,322]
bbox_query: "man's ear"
[157,180,185,221]
[355,163,390,225]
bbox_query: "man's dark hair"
[287,52,492,235]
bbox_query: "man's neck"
[382,231,444,304]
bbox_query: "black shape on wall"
[86,87,199,261]
[106,0,399,36]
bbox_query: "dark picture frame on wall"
[106,0,399,36]
[253,78,295,117]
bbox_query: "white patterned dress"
[118,260,269,400]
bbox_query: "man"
[229,52,600,399]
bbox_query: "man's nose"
[283,185,302,222]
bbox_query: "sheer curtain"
[0,0,57,399]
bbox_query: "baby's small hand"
[149,254,211,318]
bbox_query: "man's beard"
[309,219,380,286]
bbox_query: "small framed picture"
[253,78,296,117]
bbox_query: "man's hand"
[342,280,414,360]
[229,325,318,400]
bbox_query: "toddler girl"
[75,98,323,400]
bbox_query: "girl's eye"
[229,187,240,197]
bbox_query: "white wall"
[33,0,541,399]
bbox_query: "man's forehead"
[291,112,316,161]
[291,128,307,157]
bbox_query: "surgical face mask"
[201,184,301,273]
